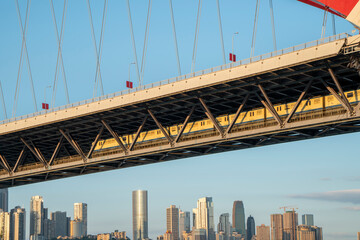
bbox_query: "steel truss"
[0,50,359,188]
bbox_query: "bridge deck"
[1,33,360,188]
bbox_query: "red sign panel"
[42,103,49,110]
[126,81,133,89]
[229,53,236,62]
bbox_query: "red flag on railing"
[126,81,133,89]
[229,53,236,62]
[42,103,49,110]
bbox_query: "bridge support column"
[49,136,64,166]
[175,106,196,143]
[147,109,174,144]
[12,147,26,173]
[59,130,87,162]
[257,85,283,127]
[101,120,128,154]
[129,116,148,151]
[226,94,249,134]
[20,138,48,167]
[198,98,224,136]
[0,154,11,174]
[320,79,353,114]
[87,126,104,158]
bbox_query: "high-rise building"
[301,215,314,226]
[215,232,226,240]
[132,190,148,240]
[74,203,87,236]
[167,205,179,240]
[0,211,10,240]
[256,224,270,240]
[193,229,206,240]
[193,197,215,240]
[297,225,322,240]
[232,201,245,236]
[270,214,283,240]
[50,211,68,237]
[112,230,127,240]
[283,211,298,240]
[217,213,230,240]
[43,218,54,240]
[179,211,190,239]
[10,207,26,240]
[246,216,255,240]
[0,189,8,212]
[30,196,44,239]
[357,232,360,240]
[70,219,83,238]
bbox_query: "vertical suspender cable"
[332,14,336,35]
[251,0,260,57]
[321,8,328,39]
[269,0,277,51]
[169,0,181,76]
[50,0,70,107]
[191,0,202,73]
[0,81,7,119]
[14,0,37,117]
[126,0,141,87]
[96,0,108,95]
[216,0,226,65]
[140,0,152,84]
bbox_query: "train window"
[347,92,354,98]
[276,106,281,111]
[250,112,254,117]
[306,101,311,106]
[157,130,161,134]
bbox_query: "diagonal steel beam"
[175,106,195,143]
[49,136,64,166]
[0,154,11,174]
[59,129,87,162]
[327,67,354,114]
[13,147,26,173]
[198,98,224,136]
[257,85,283,126]
[147,109,174,144]
[129,116,148,151]
[101,120,128,153]
[285,80,313,123]
[226,94,249,134]
[320,79,353,113]
[87,126,104,158]
[20,138,48,167]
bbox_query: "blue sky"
[1,0,359,240]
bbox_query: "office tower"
[301,215,314,226]
[232,201,245,235]
[0,211,10,240]
[217,213,230,240]
[163,232,173,240]
[66,217,71,237]
[179,211,190,239]
[50,211,68,237]
[358,232,360,240]
[297,225,322,240]
[30,196,44,239]
[0,189,8,212]
[132,190,148,240]
[74,203,87,236]
[10,206,26,240]
[193,197,215,240]
[167,205,179,240]
[256,224,270,240]
[246,215,255,240]
[193,229,206,240]
[43,218,54,240]
[70,219,83,238]
[270,214,283,240]
[283,211,298,240]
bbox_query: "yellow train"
[94,89,360,151]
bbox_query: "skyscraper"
[357,232,360,240]
[297,225,322,240]
[50,211,68,237]
[10,206,26,240]
[30,196,44,239]
[74,203,87,236]
[232,201,245,236]
[217,213,230,240]
[283,211,298,240]
[0,189,8,212]
[166,205,179,240]
[193,197,215,240]
[179,210,190,239]
[270,214,283,240]
[0,210,10,240]
[246,215,255,240]
[301,215,314,226]
[132,190,148,240]
[256,224,270,240]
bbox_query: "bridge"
[0,32,359,188]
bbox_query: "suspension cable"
[191,0,202,73]
[14,0,37,117]
[0,81,7,119]
[140,0,152,84]
[321,7,328,39]
[251,0,260,57]
[269,0,277,51]
[96,0,108,95]
[50,0,70,107]
[216,0,226,64]
[126,0,141,87]
[169,0,181,76]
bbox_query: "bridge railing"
[0,33,349,125]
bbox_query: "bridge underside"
[0,42,360,188]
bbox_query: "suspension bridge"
[0,0,359,188]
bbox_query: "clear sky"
[0,1,359,240]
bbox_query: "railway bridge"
[0,33,359,188]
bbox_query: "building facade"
[232,201,245,236]
[132,190,148,240]
[74,203,87,236]
[10,206,26,240]
[0,189,8,212]
[193,197,215,240]
[0,211,10,240]
[246,215,255,240]
[30,196,44,239]
[256,224,270,240]
[50,211,68,237]
[179,211,190,239]
[283,211,298,240]
[167,205,179,240]
[70,219,83,238]
[217,213,230,240]
[297,225,322,240]
[301,215,314,226]
[270,214,283,240]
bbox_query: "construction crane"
[280,206,298,240]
